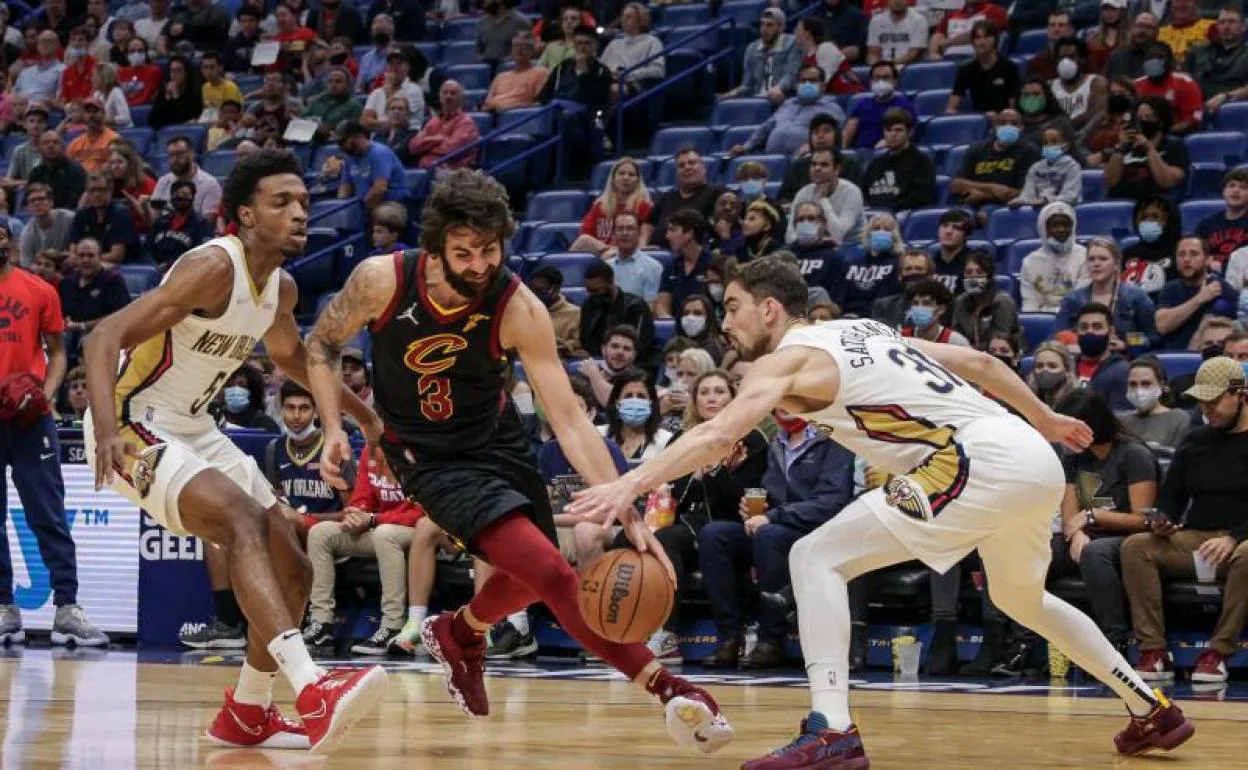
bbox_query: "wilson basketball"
[578,550,674,644]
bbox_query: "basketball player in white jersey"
[82,150,389,754]
[570,257,1196,769]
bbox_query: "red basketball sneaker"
[650,670,734,754]
[421,612,489,716]
[1114,691,1195,756]
[740,712,869,770]
[205,688,309,750]
[295,666,389,755]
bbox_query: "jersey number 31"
[888,346,965,394]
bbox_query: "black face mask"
[330,53,347,64]
[372,32,391,46]
[1202,342,1225,360]
[1108,93,1132,114]
[172,198,193,212]
[1138,119,1161,137]
[992,354,1016,370]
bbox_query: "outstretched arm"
[306,255,397,487]
[907,338,1092,452]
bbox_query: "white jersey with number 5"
[114,236,281,435]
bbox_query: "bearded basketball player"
[305,168,734,753]
[84,150,389,754]
[570,257,1195,769]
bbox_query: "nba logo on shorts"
[132,444,167,499]
[884,475,932,522]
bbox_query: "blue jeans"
[697,519,805,643]
[0,415,77,607]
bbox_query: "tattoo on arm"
[308,258,391,368]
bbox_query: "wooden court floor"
[2,651,1246,769]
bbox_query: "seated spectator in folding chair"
[950,109,1038,213]
[570,157,654,255]
[697,408,855,669]
[1121,356,1248,684]
[1196,168,1248,273]
[1117,356,1192,451]
[369,201,410,256]
[726,66,845,160]
[147,179,214,270]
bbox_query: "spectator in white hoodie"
[1009,126,1082,208]
[1020,200,1090,312]
[602,2,665,99]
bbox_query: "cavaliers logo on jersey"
[132,444,168,499]
[884,475,932,522]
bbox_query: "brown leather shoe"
[742,640,786,669]
[700,638,741,669]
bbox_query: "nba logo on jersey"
[884,475,931,522]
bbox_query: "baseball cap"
[25,102,50,118]
[341,347,367,367]
[1101,0,1127,8]
[760,7,786,26]
[1184,356,1246,401]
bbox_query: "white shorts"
[84,410,277,536]
[865,415,1065,580]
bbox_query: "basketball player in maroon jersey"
[305,169,734,752]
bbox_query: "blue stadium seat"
[129,104,151,127]
[1006,239,1042,275]
[311,145,344,176]
[483,133,536,190]
[445,64,491,91]
[1214,101,1248,131]
[498,106,554,136]
[461,89,487,111]
[234,74,263,94]
[899,61,958,92]
[915,89,953,118]
[442,17,479,42]
[563,286,589,306]
[305,227,338,257]
[403,168,431,200]
[1015,29,1050,56]
[440,41,479,66]
[649,250,675,273]
[902,207,970,242]
[538,253,598,287]
[1075,201,1135,237]
[1019,313,1056,350]
[117,127,153,155]
[725,154,788,182]
[721,0,767,27]
[1188,162,1227,199]
[844,92,873,118]
[943,144,967,177]
[719,125,758,152]
[666,24,720,52]
[201,150,236,178]
[660,3,711,26]
[1081,169,1106,202]
[469,111,494,135]
[512,222,534,254]
[922,115,988,149]
[414,42,440,63]
[155,124,207,153]
[1154,352,1203,380]
[119,264,160,296]
[710,98,773,130]
[591,159,653,189]
[655,158,680,187]
[935,175,951,204]
[988,207,1040,245]
[1185,132,1246,167]
[290,246,337,297]
[649,126,714,158]
[1179,199,1226,233]
[525,190,591,223]
[309,199,364,231]
[654,317,677,346]
[526,222,582,254]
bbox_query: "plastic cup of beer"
[744,488,768,518]
[892,626,920,675]
[1193,551,1218,583]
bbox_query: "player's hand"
[320,427,355,490]
[359,415,394,482]
[1039,411,1093,453]
[93,429,135,490]
[1198,535,1237,568]
[617,505,677,586]
[568,477,638,526]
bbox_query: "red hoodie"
[346,442,423,528]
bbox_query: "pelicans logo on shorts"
[132,444,168,499]
[884,475,932,522]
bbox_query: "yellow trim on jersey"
[226,235,270,306]
[114,332,171,420]
[427,294,469,316]
[285,434,325,468]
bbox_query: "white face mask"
[681,314,707,337]
[1127,387,1161,413]
[513,391,535,415]
[284,422,318,441]
[707,284,724,302]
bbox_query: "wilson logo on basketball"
[605,563,636,625]
[402,334,469,375]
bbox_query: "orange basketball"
[578,550,675,644]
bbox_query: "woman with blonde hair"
[659,346,715,433]
[1028,341,1079,408]
[92,62,133,128]
[600,2,665,98]
[842,212,905,316]
[1055,236,1156,352]
[571,156,653,254]
[107,140,155,231]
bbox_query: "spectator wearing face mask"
[218,364,281,431]
[789,201,846,310]
[951,109,1040,210]
[1029,341,1080,409]
[1048,36,1108,135]
[1105,96,1188,201]
[1121,196,1180,296]
[60,27,98,105]
[148,179,213,269]
[843,61,915,149]
[1117,356,1191,450]
[1085,78,1138,166]
[1020,201,1090,313]
[579,261,654,361]
[676,293,726,364]
[726,67,845,159]
[1008,125,1083,208]
[952,249,1019,349]
[600,370,673,462]
[871,248,932,329]
[844,213,904,317]
[1072,303,1131,410]
[899,279,969,346]
[786,148,862,248]
[528,265,584,358]
[1132,41,1202,135]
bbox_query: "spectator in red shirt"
[927,0,1008,60]
[571,156,655,254]
[1133,41,1203,135]
[118,39,162,106]
[270,3,318,74]
[407,80,480,170]
[59,27,98,106]
[1028,10,1076,81]
[0,221,108,645]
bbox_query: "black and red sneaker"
[740,712,869,770]
[1114,690,1195,756]
[421,611,489,716]
[204,688,309,750]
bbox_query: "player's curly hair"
[729,256,808,318]
[419,169,516,255]
[221,149,304,226]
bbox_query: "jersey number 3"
[418,374,454,421]
[888,345,965,394]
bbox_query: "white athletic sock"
[508,611,530,636]
[234,662,277,709]
[267,629,325,694]
[408,605,427,625]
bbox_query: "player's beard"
[729,332,769,362]
[445,262,499,300]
